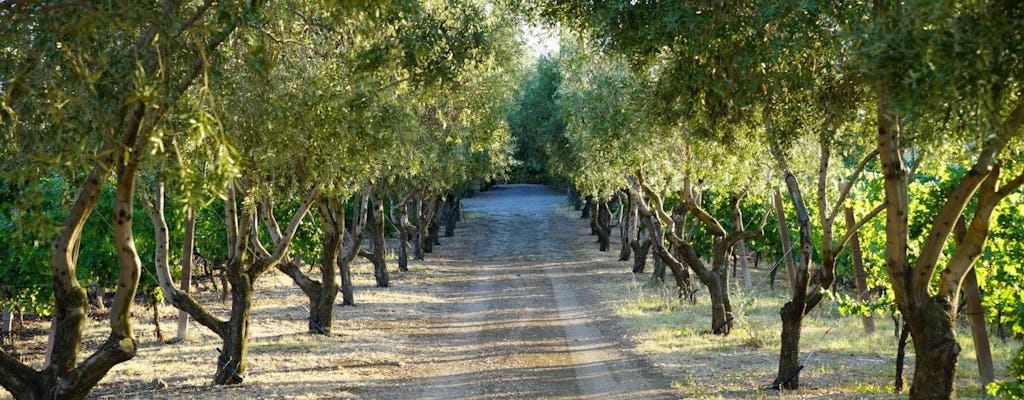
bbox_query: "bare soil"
[0,184,676,399]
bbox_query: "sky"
[521,23,559,58]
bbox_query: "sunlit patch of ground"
[567,202,1022,399]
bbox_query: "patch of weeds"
[842,381,894,394]
[740,336,764,348]
[250,336,320,354]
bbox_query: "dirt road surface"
[362,184,673,399]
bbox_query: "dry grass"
[561,199,1021,399]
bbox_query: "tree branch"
[836,202,885,251]
[682,176,727,236]
[912,102,1023,292]
[246,185,319,277]
[827,149,879,224]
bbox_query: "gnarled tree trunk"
[153,184,317,385]
[593,199,612,251]
[442,194,461,237]
[388,196,415,272]
[632,172,765,336]
[619,190,635,261]
[364,186,390,287]
[0,118,147,400]
[277,192,368,333]
[768,121,884,390]
[875,82,1024,398]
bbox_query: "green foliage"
[982,193,1024,336]
[508,56,566,184]
[988,344,1024,399]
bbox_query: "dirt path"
[360,184,673,399]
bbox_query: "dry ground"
[1,184,1018,399]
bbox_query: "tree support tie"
[299,305,329,335]
[216,348,245,383]
[768,364,803,390]
[712,317,734,334]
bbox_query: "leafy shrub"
[988,344,1024,399]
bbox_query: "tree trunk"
[594,200,612,251]
[151,301,164,342]
[773,189,797,295]
[706,271,732,335]
[443,195,460,237]
[707,244,734,335]
[426,197,443,251]
[630,173,760,334]
[905,302,960,398]
[776,300,804,389]
[737,240,751,290]
[620,191,637,261]
[1,307,11,335]
[413,198,425,263]
[768,144,816,389]
[569,187,583,210]
[157,185,316,385]
[844,207,875,334]
[175,208,196,342]
[367,189,389,287]
[650,253,666,281]
[387,196,414,273]
[895,317,910,393]
[630,235,652,274]
[581,196,592,219]
[338,196,368,306]
[315,203,345,332]
[214,267,252,385]
[963,267,995,385]
[398,222,412,272]
[282,196,348,334]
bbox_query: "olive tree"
[0,1,257,398]
[855,2,1024,397]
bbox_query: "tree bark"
[1,308,11,335]
[215,265,252,385]
[962,267,995,386]
[620,190,636,261]
[366,187,390,287]
[776,299,804,389]
[175,208,196,342]
[427,196,443,249]
[772,189,797,295]
[594,199,612,251]
[895,317,910,393]
[390,197,414,272]
[442,194,460,237]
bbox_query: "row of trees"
[509,1,1024,399]
[1,1,520,398]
